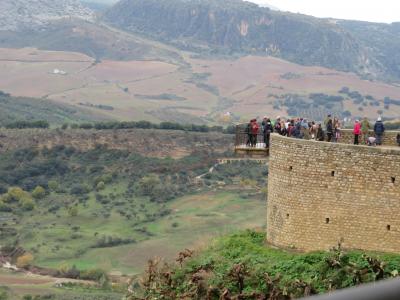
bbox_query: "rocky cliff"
[0,0,94,31]
[103,0,395,81]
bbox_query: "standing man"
[263,118,274,148]
[326,118,333,142]
[374,117,385,145]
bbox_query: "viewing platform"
[234,123,400,157]
[234,123,269,157]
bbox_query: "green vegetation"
[62,120,235,134]
[0,142,266,275]
[129,231,400,299]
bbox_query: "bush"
[32,186,46,199]
[16,253,34,268]
[68,206,79,217]
[19,197,35,211]
[96,181,105,191]
[48,180,59,192]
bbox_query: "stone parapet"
[267,134,400,253]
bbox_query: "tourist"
[300,118,310,140]
[310,121,317,140]
[246,120,252,147]
[326,118,333,142]
[279,120,287,136]
[334,117,342,143]
[374,117,385,145]
[367,136,377,146]
[353,120,361,145]
[324,114,331,131]
[274,118,281,133]
[361,117,370,145]
[316,124,325,141]
[261,116,268,132]
[287,120,295,137]
[251,119,260,147]
[397,133,400,146]
[263,118,273,148]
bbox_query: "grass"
[22,189,265,275]
[0,269,122,300]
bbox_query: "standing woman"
[334,117,342,143]
[353,120,361,145]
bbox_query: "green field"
[0,268,122,299]
[32,190,266,274]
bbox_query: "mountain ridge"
[103,0,398,81]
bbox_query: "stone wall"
[267,134,400,253]
[0,129,233,158]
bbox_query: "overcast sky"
[250,0,400,23]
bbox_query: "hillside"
[104,0,390,80]
[1,47,400,123]
[128,231,400,299]
[0,92,106,127]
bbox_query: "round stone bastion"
[267,134,400,253]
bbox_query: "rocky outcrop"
[103,0,393,80]
[0,0,94,31]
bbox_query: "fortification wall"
[0,129,233,158]
[267,134,400,253]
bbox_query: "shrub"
[16,253,34,268]
[68,206,79,217]
[96,181,105,191]
[19,197,35,211]
[32,186,46,199]
[48,180,59,192]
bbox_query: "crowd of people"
[245,115,400,148]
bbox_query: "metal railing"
[235,123,267,149]
[300,278,400,300]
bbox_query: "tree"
[16,253,34,268]
[32,186,46,200]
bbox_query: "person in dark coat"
[316,124,325,141]
[374,117,385,145]
[326,118,333,142]
[263,118,274,148]
[246,120,252,147]
[397,133,400,146]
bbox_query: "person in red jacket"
[251,119,260,147]
[353,120,361,145]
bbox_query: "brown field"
[1,47,400,123]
